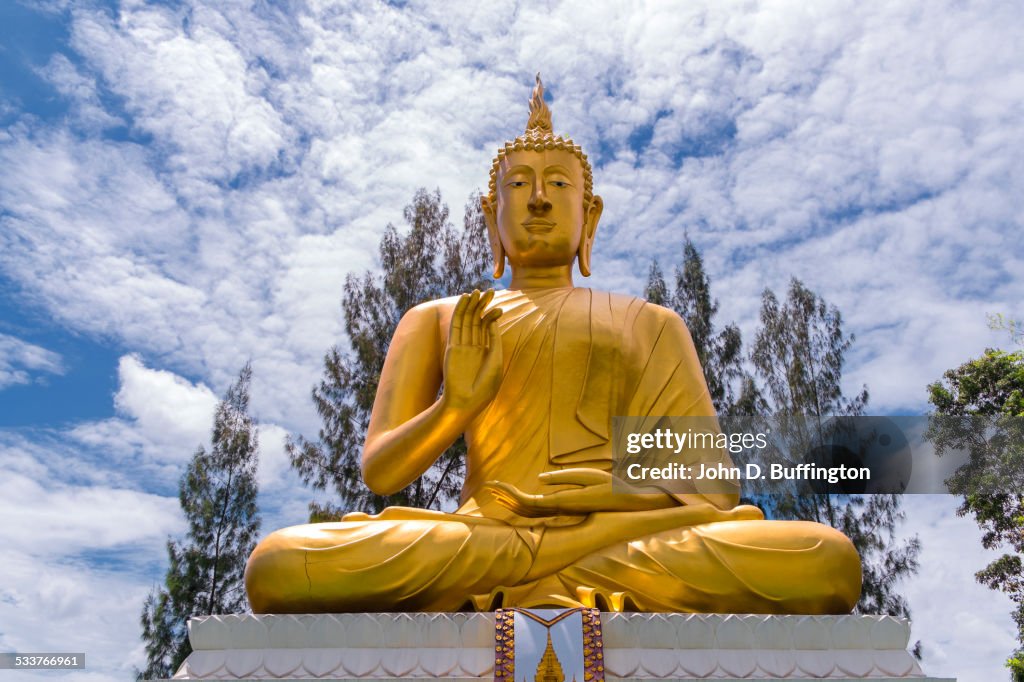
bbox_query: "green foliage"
[138,364,261,680]
[929,349,1024,418]
[1012,654,1024,682]
[751,280,868,420]
[927,345,1024,677]
[288,189,492,518]
[750,278,919,619]
[645,238,762,416]
[989,313,1024,347]
[646,249,920,621]
[751,279,865,525]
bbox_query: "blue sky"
[0,0,1021,680]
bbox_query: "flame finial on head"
[488,74,594,209]
[526,73,553,135]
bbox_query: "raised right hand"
[442,289,503,414]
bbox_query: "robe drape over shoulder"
[245,288,862,614]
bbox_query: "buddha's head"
[482,75,604,279]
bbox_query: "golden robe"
[246,288,861,613]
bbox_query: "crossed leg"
[245,512,860,614]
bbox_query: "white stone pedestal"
[168,613,954,681]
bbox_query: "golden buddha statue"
[245,76,862,614]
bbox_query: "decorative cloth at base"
[494,607,605,682]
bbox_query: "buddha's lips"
[522,219,556,233]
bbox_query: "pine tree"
[751,279,920,618]
[288,189,491,520]
[138,364,261,680]
[644,238,761,415]
[647,241,920,619]
[927,331,1024,677]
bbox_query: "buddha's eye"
[506,181,528,188]
[550,180,569,188]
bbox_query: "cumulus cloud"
[0,332,64,389]
[0,428,183,678]
[0,549,169,680]
[0,357,305,678]
[39,52,124,132]
[71,4,290,188]
[2,0,1018,429]
[70,354,219,466]
[66,355,301,498]
[901,496,1018,681]
[0,469,181,559]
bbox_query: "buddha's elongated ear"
[577,195,603,277]
[481,195,505,279]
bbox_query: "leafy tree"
[138,364,261,680]
[645,238,761,415]
[647,240,920,620]
[927,332,1024,678]
[751,279,919,619]
[989,313,1024,347]
[288,189,491,520]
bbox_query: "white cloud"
[70,355,218,471]
[70,4,290,189]
[0,332,64,389]
[0,549,167,681]
[901,496,1018,682]
[39,52,124,132]
[0,430,183,679]
[113,355,218,444]
[0,469,181,558]
[67,355,301,497]
[0,356,306,679]
[257,422,291,491]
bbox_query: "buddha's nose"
[528,183,552,213]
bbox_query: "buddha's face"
[482,148,602,273]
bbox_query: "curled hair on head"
[488,74,593,209]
